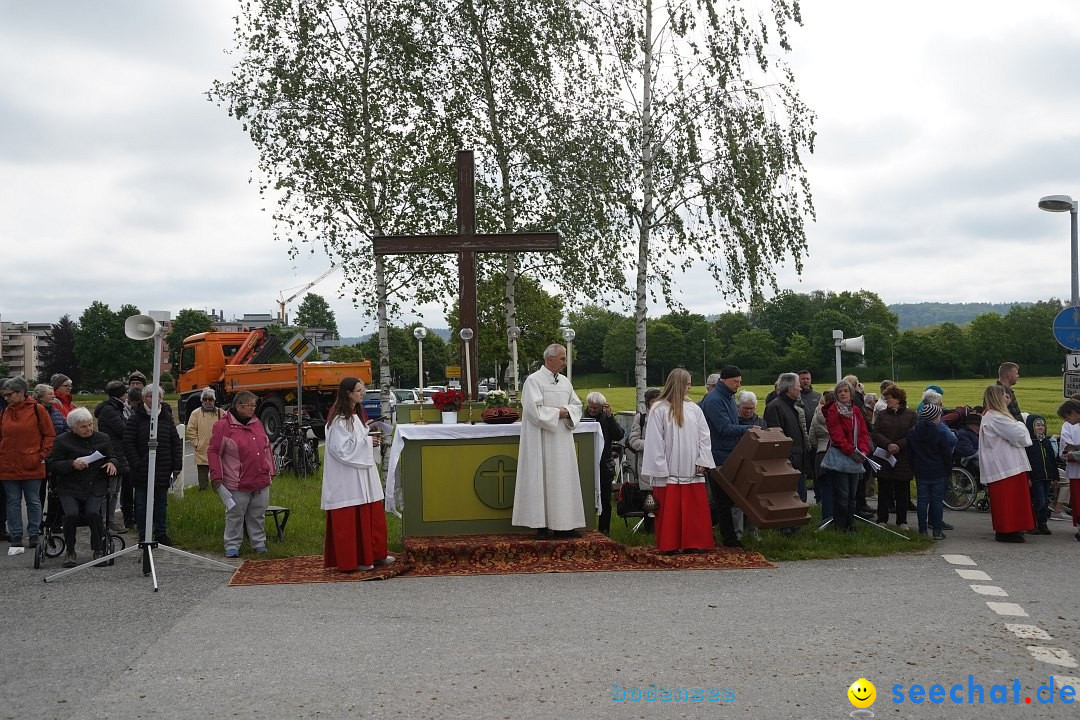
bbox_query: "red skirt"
[1071,479,1080,526]
[653,483,715,552]
[987,473,1035,534]
[324,501,388,571]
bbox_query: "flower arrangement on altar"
[431,388,465,412]
[481,389,519,423]
[484,390,510,409]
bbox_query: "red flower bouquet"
[431,388,465,412]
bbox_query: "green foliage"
[727,329,779,371]
[74,302,154,389]
[165,309,213,368]
[567,305,624,375]
[446,276,563,386]
[645,321,685,383]
[37,314,80,386]
[327,345,367,364]
[602,317,637,383]
[294,293,339,337]
[358,326,448,387]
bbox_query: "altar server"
[322,377,393,571]
[641,368,716,552]
[512,343,586,538]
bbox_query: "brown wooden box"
[710,427,811,529]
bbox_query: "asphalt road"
[1,500,1078,719]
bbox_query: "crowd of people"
[616,361,1076,550]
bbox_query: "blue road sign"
[1053,307,1080,350]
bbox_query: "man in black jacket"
[764,372,807,502]
[123,384,183,544]
[95,381,131,532]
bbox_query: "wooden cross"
[372,150,560,399]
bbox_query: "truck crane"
[276,266,338,324]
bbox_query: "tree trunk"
[633,0,655,408]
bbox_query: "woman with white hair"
[583,391,624,535]
[186,388,225,491]
[46,407,118,567]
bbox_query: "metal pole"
[1072,202,1079,306]
[296,361,303,423]
[511,338,518,399]
[566,339,573,383]
[702,339,706,383]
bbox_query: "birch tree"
[210,0,457,407]
[595,0,816,402]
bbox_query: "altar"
[385,423,603,537]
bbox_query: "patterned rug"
[228,530,773,586]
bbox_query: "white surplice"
[321,415,384,511]
[511,366,586,531]
[640,400,715,486]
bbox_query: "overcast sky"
[3,1,1080,337]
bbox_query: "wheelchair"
[35,476,126,569]
[944,453,989,513]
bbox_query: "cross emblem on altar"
[372,150,560,399]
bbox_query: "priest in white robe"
[512,343,586,538]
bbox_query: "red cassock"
[987,472,1035,534]
[324,501,388,571]
[652,483,715,552]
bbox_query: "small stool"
[265,506,291,542]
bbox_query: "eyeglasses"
[237,402,257,408]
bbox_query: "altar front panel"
[388,424,601,537]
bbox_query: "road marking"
[986,602,1028,617]
[942,554,976,566]
[1006,624,1052,640]
[955,568,991,581]
[1026,647,1079,668]
[969,585,1008,597]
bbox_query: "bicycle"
[272,415,321,477]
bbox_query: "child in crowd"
[1024,414,1056,535]
[906,403,956,540]
[1055,399,1080,541]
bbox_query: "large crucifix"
[372,150,560,400]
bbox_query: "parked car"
[362,389,397,421]
[393,388,420,403]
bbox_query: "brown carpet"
[228,530,774,587]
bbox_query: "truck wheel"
[259,404,283,441]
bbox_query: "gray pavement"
[1,502,1079,719]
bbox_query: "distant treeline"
[888,302,1033,330]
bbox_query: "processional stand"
[46,312,235,591]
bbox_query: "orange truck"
[174,329,372,439]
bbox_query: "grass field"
[576,376,1070,433]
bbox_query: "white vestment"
[640,400,715,486]
[511,366,585,530]
[321,416,384,511]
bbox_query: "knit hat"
[925,384,944,395]
[719,365,742,380]
[919,403,941,422]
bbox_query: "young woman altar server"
[321,377,394,571]
[640,368,716,552]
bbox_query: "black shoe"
[535,528,550,539]
[1038,524,1052,535]
[941,522,954,530]
[0,530,8,542]
[553,529,582,539]
[27,536,39,548]
[124,521,136,530]
[155,534,173,546]
[723,539,745,549]
[63,550,77,568]
[907,501,917,511]
[995,532,1025,543]
[92,550,107,567]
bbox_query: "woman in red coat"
[0,377,56,554]
[823,379,872,532]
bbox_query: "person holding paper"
[46,407,118,567]
[321,378,392,571]
[823,380,871,532]
[512,343,586,539]
[871,385,916,530]
[208,390,274,558]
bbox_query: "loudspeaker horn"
[839,335,865,355]
[124,314,161,340]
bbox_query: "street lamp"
[413,326,427,425]
[561,326,576,382]
[507,325,520,402]
[1038,194,1079,306]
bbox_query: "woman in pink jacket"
[208,390,275,558]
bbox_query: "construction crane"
[276,266,337,324]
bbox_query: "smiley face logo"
[847,678,876,709]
